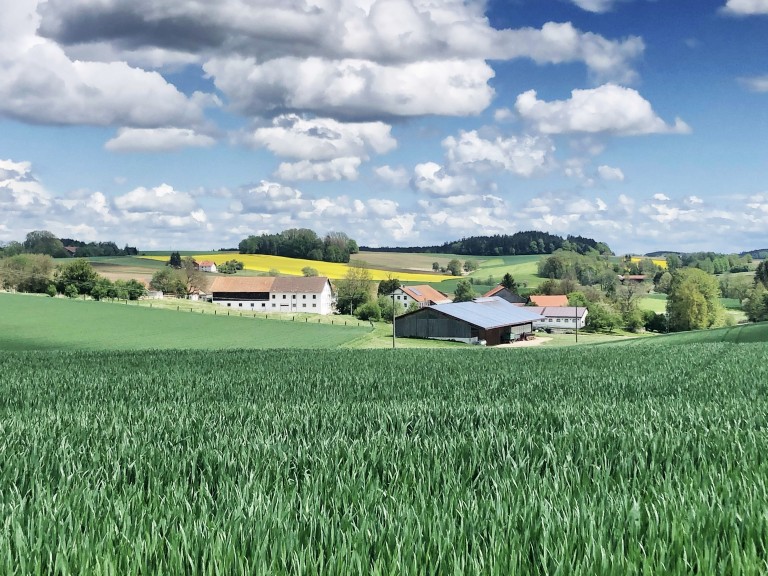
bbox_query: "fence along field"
[0,293,370,351]
[2,344,768,574]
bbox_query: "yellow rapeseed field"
[141,254,445,282]
[630,256,668,269]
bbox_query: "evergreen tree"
[501,273,518,293]
[168,252,182,268]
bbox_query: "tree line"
[532,248,768,332]
[0,230,138,259]
[361,231,612,257]
[0,255,145,300]
[238,229,358,263]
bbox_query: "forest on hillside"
[361,232,612,257]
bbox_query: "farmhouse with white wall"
[391,285,452,308]
[209,276,335,315]
[529,306,588,330]
[196,260,218,273]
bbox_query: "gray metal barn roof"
[429,297,545,330]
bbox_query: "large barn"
[395,297,545,346]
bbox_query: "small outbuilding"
[482,285,527,305]
[395,296,545,346]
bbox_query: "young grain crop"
[1,344,767,574]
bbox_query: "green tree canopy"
[501,273,518,293]
[168,251,182,268]
[55,259,99,296]
[756,260,768,288]
[335,262,373,315]
[453,279,476,303]
[23,230,68,258]
[0,254,54,293]
[743,283,768,322]
[180,257,210,295]
[377,277,401,295]
[377,295,404,322]
[446,259,462,276]
[666,268,723,331]
[149,268,186,296]
[586,301,622,332]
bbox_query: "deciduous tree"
[666,268,722,331]
[446,259,462,276]
[756,260,768,288]
[335,262,373,315]
[149,268,186,296]
[0,254,55,293]
[377,276,401,295]
[55,259,99,296]
[180,257,210,296]
[743,283,768,322]
[23,230,67,258]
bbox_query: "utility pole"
[392,291,396,349]
[575,305,579,343]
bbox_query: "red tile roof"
[198,260,216,267]
[209,277,275,293]
[528,294,569,307]
[401,285,451,304]
[272,276,331,293]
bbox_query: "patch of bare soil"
[497,336,552,348]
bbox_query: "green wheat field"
[2,339,768,574]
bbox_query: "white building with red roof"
[390,285,452,309]
[196,260,218,273]
[208,276,334,315]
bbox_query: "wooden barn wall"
[480,327,503,346]
[395,309,471,340]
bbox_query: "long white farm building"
[208,276,335,315]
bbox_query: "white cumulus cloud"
[106,128,216,152]
[722,0,768,15]
[114,183,198,215]
[374,165,409,187]
[412,162,477,196]
[598,165,625,181]
[516,84,691,135]
[276,158,363,181]
[242,115,396,161]
[443,130,554,177]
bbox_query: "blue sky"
[1,0,767,254]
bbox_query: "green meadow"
[613,321,768,345]
[0,293,370,351]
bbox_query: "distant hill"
[646,249,766,259]
[361,231,612,257]
[644,251,682,257]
